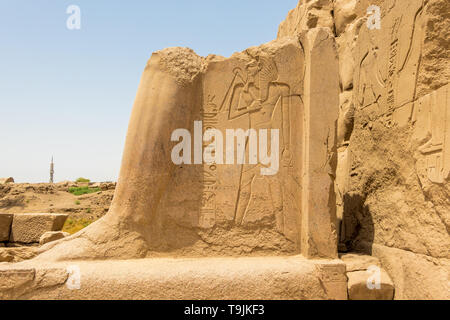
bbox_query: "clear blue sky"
[0,0,298,183]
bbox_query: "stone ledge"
[0,256,347,300]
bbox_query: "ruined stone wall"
[150,35,339,259]
[278,0,449,299]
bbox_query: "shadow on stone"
[341,193,374,254]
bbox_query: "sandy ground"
[0,183,114,233]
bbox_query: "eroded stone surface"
[334,0,357,36]
[39,231,70,246]
[156,38,307,256]
[0,257,346,300]
[361,243,450,300]
[299,28,339,258]
[10,213,68,244]
[340,253,381,272]
[277,0,334,38]
[0,177,14,185]
[347,269,394,300]
[412,84,450,185]
[342,0,450,261]
[0,267,68,299]
[0,247,37,263]
[0,213,13,242]
[0,269,35,291]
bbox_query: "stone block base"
[0,256,347,300]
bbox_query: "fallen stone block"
[347,269,395,300]
[0,269,35,292]
[365,243,450,300]
[0,213,13,242]
[9,213,68,244]
[0,177,14,184]
[39,231,70,246]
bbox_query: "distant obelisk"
[50,156,54,184]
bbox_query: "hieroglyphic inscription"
[355,1,423,126]
[414,84,450,184]
[386,40,398,112]
[199,95,218,228]
[385,18,401,124]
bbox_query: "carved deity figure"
[220,53,292,228]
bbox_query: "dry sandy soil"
[0,183,115,234]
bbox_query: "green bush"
[69,186,101,196]
[76,177,90,183]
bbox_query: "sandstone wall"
[147,36,339,259]
[278,0,449,299]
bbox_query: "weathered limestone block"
[39,231,70,246]
[342,253,394,301]
[10,213,68,244]
[0,247,37,263]
[55,181,77,190]
[0,177,14,184]
[340,254,392,300]
[0,269,35,292]
[157,38,307,255]
[347,269,394,300]
[277,0,334,38]
[315,261,348,300]
[333,0,357,36]
[412,83,450,185]
[89,182,116,190]
[0,267,68,300]
[417,0,450,96]
[336,17,364,92]
[345,83,450,259]
[340,253,380,272]
[365,243,450,300]
[0,213,13,241]
[0,257,346,300]
[337,91,355,147]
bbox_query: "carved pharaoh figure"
[220,52,292,229]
